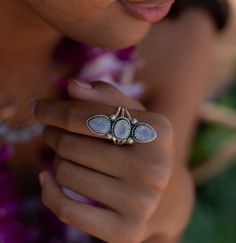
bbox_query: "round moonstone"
[87,116,111,135]
[113,118,131,140]
[133,123,157,143]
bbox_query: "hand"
[36,80,173,243]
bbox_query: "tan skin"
[0,0,218,242]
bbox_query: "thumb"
[67,79,145,110]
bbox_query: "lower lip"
[121,1,174,23]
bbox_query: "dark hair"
[168,0,230,30]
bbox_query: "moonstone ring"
[86,107,157,145]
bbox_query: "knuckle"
[56,136,68,154]
[63,105,80,130]
[132,191,159,220]
[54,159,68,183]
[154,113,172,130]
[56,135,74,156]
[152,114,173,144]
[131,150,171,190]
[63,108,73,129]
[144,155,172,189]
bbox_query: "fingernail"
[39,172,46,187]
[69,79,92,89]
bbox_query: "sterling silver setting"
[87,107,157,145]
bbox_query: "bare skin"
[0,0,218,242]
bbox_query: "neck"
[0,1,62,101]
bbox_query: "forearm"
[137,9,217,166]
[142,161,194,243]
[136,9,218,243]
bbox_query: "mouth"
[120,0,175,23]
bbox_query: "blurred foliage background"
[183,80,236,243]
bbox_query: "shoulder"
[136,8,217,101]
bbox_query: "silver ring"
[86,107,157,145]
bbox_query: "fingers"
[54,156,162,225]
[54,157,125,211]
[44,126,133,177]
[40,171,120,242]
[35,99,164,144]
[44,124,172,188]
[35,99,118,139]
[44,126,172,190]
[37,80,175,243]
[67,80,145,110]
[40,171,150,243]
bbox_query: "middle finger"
[35,99,161,142]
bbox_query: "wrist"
[146,162,195,241]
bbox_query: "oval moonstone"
[133,123,157,143]
[113,118,131,140]
[87,116,111,135]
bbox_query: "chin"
[24,0,151,49]
[77,34,149,49]
[67,27,151,49]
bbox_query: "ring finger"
[43,126,145,178]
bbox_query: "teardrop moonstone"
[133,123,157,143]
[87,116,111,135]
